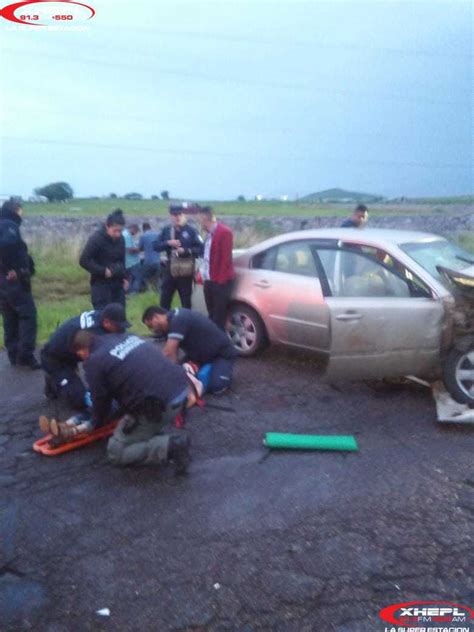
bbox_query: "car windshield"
[400,239,474,283]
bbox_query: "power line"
[2,135,471,170]
[2,103,469,145]
[2,48,469,107]
[1,136,235,156]
[86,25,474,60]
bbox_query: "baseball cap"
[101,303,131,330]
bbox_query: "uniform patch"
[109,335,145,360]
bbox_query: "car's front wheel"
[227,304,266,357]
[442,345,474,405]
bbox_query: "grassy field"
[20,197,472,218]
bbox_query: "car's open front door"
[315,244,445,380]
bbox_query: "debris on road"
[263,432,358,451]
[96,608,111,617]
[432,381,474,424]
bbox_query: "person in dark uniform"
[154,205,203,310]
[41,303,129,410]
[142,306,238,394]
[70,330,192,473]
[340,204,368,228]
[0,199,40,369]
[79,209,127,310]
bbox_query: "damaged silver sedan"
[225,229,474,405]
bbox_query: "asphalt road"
[1,347,473,632]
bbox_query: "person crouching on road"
[79,209,127,310]
[197,206,235,330]
[142,306,238,395]
[70,330,193,473]
[153,204,203,310]
[41,303,129,411]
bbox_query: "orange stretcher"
[33,421,118,457]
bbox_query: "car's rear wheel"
[442,346,474,405]
[227,304,266,357]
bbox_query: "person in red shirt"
[197,206,235,330]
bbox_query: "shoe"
[7,353,16,367]
[18,357,41,370]
[168,435,191,476]
[39,415,51,434]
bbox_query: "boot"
[168,435,191,476]
[18,356,41,370]
[39,415,52,434]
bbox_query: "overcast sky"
[0,0,472,200]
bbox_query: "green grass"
[458,233,474,253]
[21,197,464,218]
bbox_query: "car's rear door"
[246,240,330,351]
[314,243,445,379]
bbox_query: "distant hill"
[301,188,384,203]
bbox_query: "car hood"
[437,264,474,301]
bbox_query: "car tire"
[227,304,266,357]
[442,346,474,406]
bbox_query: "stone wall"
[21,212,473,247]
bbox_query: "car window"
[252,241,318,277]
[316,247,415,298]
[343,245,432,298]
[400,239,474,284]
[274,242,318,277]
[251,247,277,271]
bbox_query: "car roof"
[242,228,445,254]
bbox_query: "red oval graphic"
[0,0,95,26]
[380,600,474,626]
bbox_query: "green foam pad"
[264,432,358,451]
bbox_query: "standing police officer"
[154,205,203,310]
[79,209,127,310]
[0,199,39,369]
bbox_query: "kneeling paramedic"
[41,303,128,410]
[72,330,193,473]
[142,306,238,394]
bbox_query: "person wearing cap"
[67,330,193,473]
[153,205,203,310]
[341,204,369,228]
[142,305,238,395]
[79,209,127,310]
[41,303,130,410]
[0,199,40,369]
